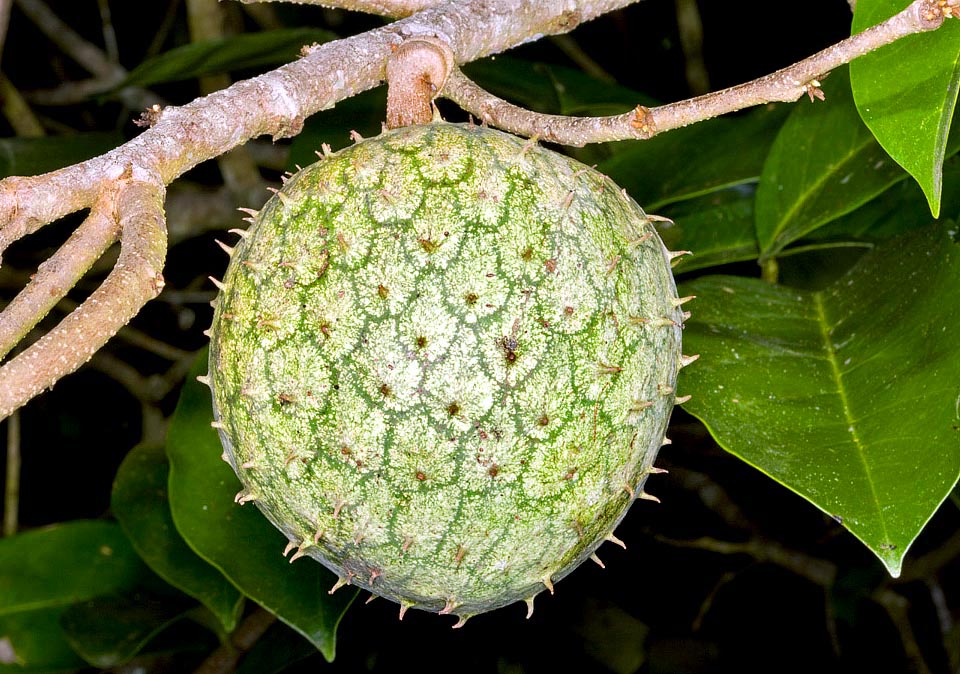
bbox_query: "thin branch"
[13,0,158,110]
[0,74,44,136]
[2,410,19,536]
[674,0,709,95]
[442,0,957,145]
[654,535,837,587]
[14,0,123,80]
[549,34,616,84]
[0,0,640,419]
[0,0,12,73]
[0,205,120,360]
[0,177,167,419]
[191,607,277,674]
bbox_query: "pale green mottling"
[209,122,683,622]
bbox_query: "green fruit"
[207,121,686,626]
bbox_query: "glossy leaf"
[755,68,911,259]
[0,132,122,180]
[808,155,960,245]
[167,355,356,661]
[60,594,192,669]
[112,444,244,632]
[0,521,147,615]
[679,222,960,575]
[599,105,789,211]
[120,29,336,88]
[851,0,960,216]
[0,608,85,673]
[657,186,759,273]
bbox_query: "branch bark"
[0,0,638,419]
[442,0,956,145]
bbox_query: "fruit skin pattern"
[207,121,684,626]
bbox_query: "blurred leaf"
[120,29,336,88]
[679,222,960,575]
[0,132,122,180]
[755,68,909,259]
[657,187,759,273]
[237,622,318,674]
[112,444,244,632]
[60,593,191,669]
[851,0,960,216]
[0,521,147,615]
[0,608,85,673]
[599,105,789,210]
[167,354,356,661]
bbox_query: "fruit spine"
[204,122,691,626]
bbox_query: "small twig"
[0,177,167,419]
[654,535,837,587]
[191,607,277,674]
[669,467,752,531]
[548,34,616,83]
[442,0,956,145]
[0,74,44,137]
[386,36,454,128]
[0,204,120,361]
[2,410,19,536]
[0,0,13,73]
[874,589,934,674]
[674,0,709,95]
[96,0,119,64]
[14,0,123,81]
[13,0,158,110]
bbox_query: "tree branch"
[0,177,167,419]
[0,0,639,419]
[442,0,956,145]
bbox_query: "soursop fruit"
[206,121,688,626]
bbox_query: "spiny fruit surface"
[208,121,684,625]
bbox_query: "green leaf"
[0,608,86,673]
[120,29,336,88]
[0,132,122,180]
[112,444,244,632]
[851,0,960,217]
[167,354,356,661]
[657,187,759,273]
[60,594,192,669]
[807,153,960,247]
[755,68,910,259]
[0,521,147,615]
[599,105,789,211]
[679,222,960,575]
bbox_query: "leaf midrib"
[761,132,879,258]
[812,293,889,544]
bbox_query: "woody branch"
[1,0,958,420]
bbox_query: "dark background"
[2,1,958,673]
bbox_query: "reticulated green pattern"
[208,122,683,623]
